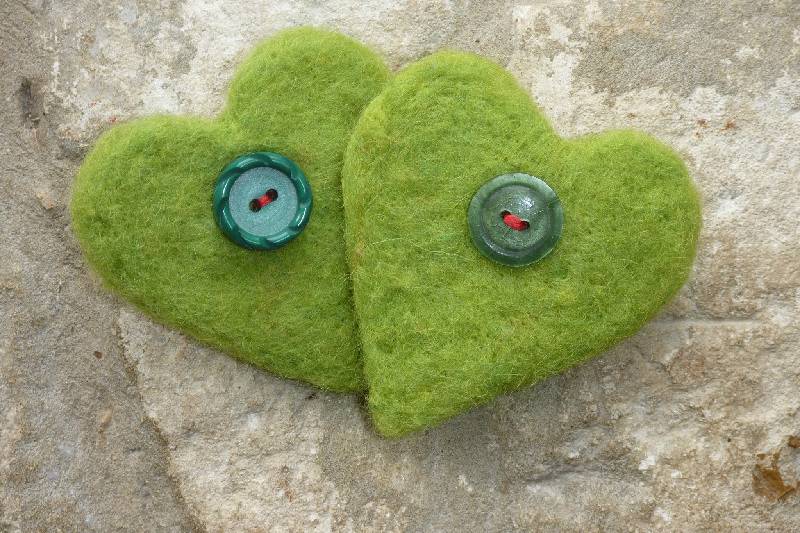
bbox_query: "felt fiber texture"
[343,52,701,436]
[71,28,389,392]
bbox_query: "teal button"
[468,173,563,267]
[213,152,312,250]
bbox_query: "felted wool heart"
[70,28,388,391]
[342,52,701,436]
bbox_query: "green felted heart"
[342,52,701,436]
[70,28,388,391]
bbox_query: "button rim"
[213,152,312,250]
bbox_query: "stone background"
[1,1,799,531]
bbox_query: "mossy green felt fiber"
[70,28,389,391]
[343,52,701,436]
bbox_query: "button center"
[501,211,530,231]
[249,188,278,212]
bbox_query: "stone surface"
[2,0,799,531]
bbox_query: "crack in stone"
[114,314,207,533]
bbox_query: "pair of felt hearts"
[71,28,700,437]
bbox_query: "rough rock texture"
[1,0,798,531]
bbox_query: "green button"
[468,173,563,267]
[213,152,312,250]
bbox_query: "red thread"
[250,189,278,211]
[502,212,529,231]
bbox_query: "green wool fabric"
[70,28,389,392]
[342,52,701,436]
